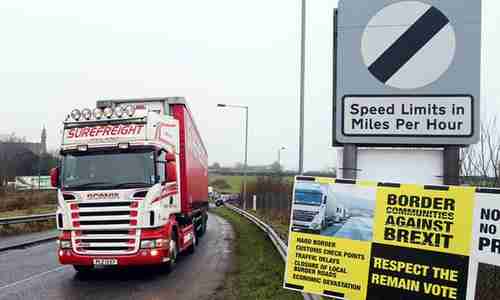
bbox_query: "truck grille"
[293,210,317,222]
[70,201,139,255]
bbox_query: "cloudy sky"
[0,0,497,171]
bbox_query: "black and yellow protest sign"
[373,185,475,256]
[286,232,371,298]
[283,177,500,300]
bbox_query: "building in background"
[0,127,51,185]
[0,127,47,156]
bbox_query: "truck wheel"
[201,214,208,236]
[196,215,207,238]
[73,265,92,274]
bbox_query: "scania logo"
[86,192,119,200]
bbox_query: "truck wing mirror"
[50,167,59,188]
[166,152,175,162]
[166,162,177,183]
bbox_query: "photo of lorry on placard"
[291,181,347,233]
[291,179,375,241]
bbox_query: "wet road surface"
[321,217,373,241]
[0,212,234,300]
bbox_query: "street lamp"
[217,103,249,209]
[299,0,306,174]
[278,146,286,167]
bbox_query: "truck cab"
[291,182,328,233]
[52,97,208,273]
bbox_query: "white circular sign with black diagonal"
[361,1,456,90]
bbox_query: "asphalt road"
[0,212,234,300]
[321,217,373,241]
[334,217,373,241]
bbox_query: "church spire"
[41,126,47,154]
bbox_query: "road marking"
[0,266,68,292]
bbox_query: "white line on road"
[0,266,68,292]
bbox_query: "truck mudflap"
[178,224,195,252]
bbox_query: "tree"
[234,162,244,171]
[270,161,283,173]
[0,133,58,188]
[210,162,221,169]
[0,133,27,143]
[460,117,500,187]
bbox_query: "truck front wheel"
[200,213,208,236]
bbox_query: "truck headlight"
[58,240,72,249]
[114,105,124,117]
[140,240,155,249]
[140,239,168,249]
[103,107,113,118]
[81,108,92,120]
[70,109,81,121]
[93,108,103,119]
[125,105,136,117]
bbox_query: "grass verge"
[250,210,291,243]
[211,207,302,300]
[0,204,56,218]
[0,191,57,235]
[0,220,56,236]
[209,175,257,194]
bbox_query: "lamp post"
[217,104,249,209]
[299,0,306,174]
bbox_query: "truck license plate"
[93,259,118,265]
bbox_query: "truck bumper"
[291,225,320,235]
[58,248,170,266]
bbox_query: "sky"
[0,0,497,172]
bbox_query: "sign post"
[333,0,481,184]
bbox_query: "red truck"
[51,97,208,273]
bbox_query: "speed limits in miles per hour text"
[342,96,473,137]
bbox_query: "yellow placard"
[373,185,476,256]
[285,232,371,299]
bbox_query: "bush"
[211,179,231,190]
[0,191,56,213]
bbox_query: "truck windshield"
[294,190,323,206]
[61,149,155,190]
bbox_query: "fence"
[239,175,294,220]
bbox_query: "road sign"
[334,0,481,146]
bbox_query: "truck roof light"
[81,108,92,120]
[125,105,136,117]
[70,109,81,121]
[77,145,88,152]
[118,143,129,149]
[115,105,124,118]
[104,107,113,118]
[93,108,103,119]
